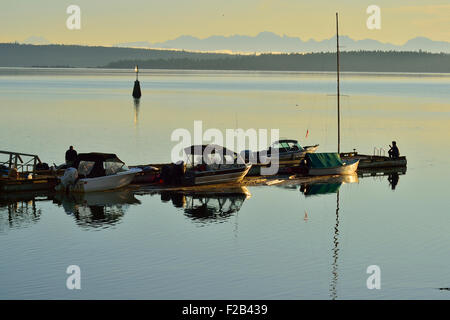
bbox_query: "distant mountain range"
[22,36,50,45]
[114,32,450,53]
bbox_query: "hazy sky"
[1,0,449,45]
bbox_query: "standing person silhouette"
[388,141,400,159]
[65,146,78,167]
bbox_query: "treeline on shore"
[104,51,450,73]
[0,43,228,68]
[1,43,449,72]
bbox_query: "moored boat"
[181,145,252,186]
[306,153,359,176]
[242,139,319,166]
[56,153,141,193]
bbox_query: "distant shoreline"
[2,66,450,76]
[102,52,450,73]
[1,43,449,73]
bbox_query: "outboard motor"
[59,167,79,189]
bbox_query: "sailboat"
[307,13,359,176]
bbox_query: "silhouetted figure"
[65,146,78,167]
[388,172,399,190]
[388,141,400,159]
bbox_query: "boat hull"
[70,168,142,192]
[308,159,359,176]
[303,145,320,154]
[193,164,252,185]
[264,144,319,162]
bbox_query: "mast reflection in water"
[298,168,404,299]
[300,174,358,300]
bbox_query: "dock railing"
[373,147,386,157]
[0,150,42,173]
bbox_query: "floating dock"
[340,152,407,169]
[0,150,60,193]
[1,149,407,193]
[0,176,58,192]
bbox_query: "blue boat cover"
[305,153,343,168]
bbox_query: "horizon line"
[10,32,450,49]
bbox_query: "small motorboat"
[177,145,252,186]
[130,165,160,184]
[243,139,319,163]
[56,153,142,192]
[306,152,359,176]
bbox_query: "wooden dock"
[0,150,43,173]
[0,176,59,192]
[340,152,407,169]
[0,150,407,193]
[0,150,59,193]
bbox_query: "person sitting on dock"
[388,141,400,159]
[65,146,78,167]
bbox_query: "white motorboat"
[182,145,252,185]
[242,139,319,163]
[56,153,142,193]
[266,139,319,161]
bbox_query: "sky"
[1,0,449,46]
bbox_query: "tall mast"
[336,12,341,154]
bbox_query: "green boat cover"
[305,183,342,197]
[305,152,343,168]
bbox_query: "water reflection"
[300,173,359,197]
[159,187,251,224]
[299,175,359,300]
[297,168,406,299]
[300,183,341,197]
[358,167,406,191]
[330,191,340,300]
[388,172,399,190]
[0,191,52,231]
[133,98,140,126]
[53,189,141,229]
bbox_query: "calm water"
[0,68,449,299]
